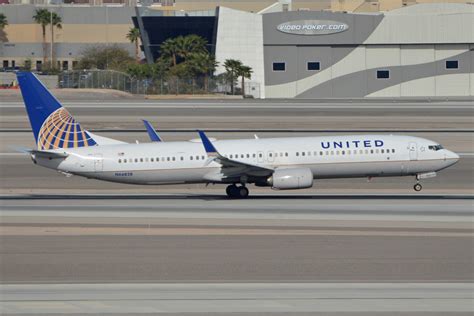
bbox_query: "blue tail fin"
[142,119,163,142]
[16,72,97,150]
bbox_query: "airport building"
[1,1,473,98]
[0,5,137,71]
[136,2,474,98]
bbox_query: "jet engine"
[268,168,313,190]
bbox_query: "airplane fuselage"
[35,134,459,187]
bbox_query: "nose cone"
[445,150,460,164]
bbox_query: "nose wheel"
[413,183,422,192]
[226,184,249,198]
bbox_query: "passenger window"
[195,156,199,160]
[370,150,374,154]
[124,159,127,163]
[118,159,121,163]
[375,149,379,154]
[157,158,160,162]
[259,153,263,158]
[296,152,299,156]
[285,152,288,157]
[253,153,256,158]
[342,151,345,155]
[202,156,205,160]
[302,152,305,156]
[392,149,395,153]
[180,157,184,161]
[190,156,193,160]
[140,158,144,162]
[320,151,323,156]
[247,154,250,158]
[167,157,170,161]
[230,155,233,158]
[135,158,138,163]
[172,157,175,161]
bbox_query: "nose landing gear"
[413,183,422,192]
[226,184,249,198]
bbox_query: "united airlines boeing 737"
[17,72,459,198]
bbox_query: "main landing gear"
[226,184,249,199]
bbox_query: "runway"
[1,99,473,315]
[1,100,473,130]
[1,195,472,283]
[2,283,473,314]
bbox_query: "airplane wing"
[198,130,273,179]
[142,119,163,142]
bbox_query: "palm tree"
[160,37,181,67]
[177,34,207,61]
[126,27,141,63]
[223,59,243,95]
[50,12,62,67]
[0,13,8,29]
[33,9,50,64]
[161,34,208,67]
[202,54,218,92]
[237,65,253,97]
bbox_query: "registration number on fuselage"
[115,172,133,177]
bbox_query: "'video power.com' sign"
[277,20,349,35]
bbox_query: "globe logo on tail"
[37,108,97,150]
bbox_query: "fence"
[58,70,230,95]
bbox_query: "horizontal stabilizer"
[30,150,69,159]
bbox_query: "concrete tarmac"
[1,101,473,130]
[1,196,473,284]
[2,283,473,315]
[1,100,473,315]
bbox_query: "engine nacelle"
[268,168,313,190]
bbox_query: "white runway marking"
[2,102,474,109]
[1,283,472,314]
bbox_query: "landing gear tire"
[413,183,422,192]
[226,185,235,197]
[237,186,249,198]
[226,184,249,199]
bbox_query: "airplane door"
[409,142,418,161]
[93,154,103,172]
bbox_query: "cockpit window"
[428,144,443,151]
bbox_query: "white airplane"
[17,72,459,198]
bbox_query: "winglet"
[142,119,162,142]
[198,130,218,155]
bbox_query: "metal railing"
[58,70,231,95]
